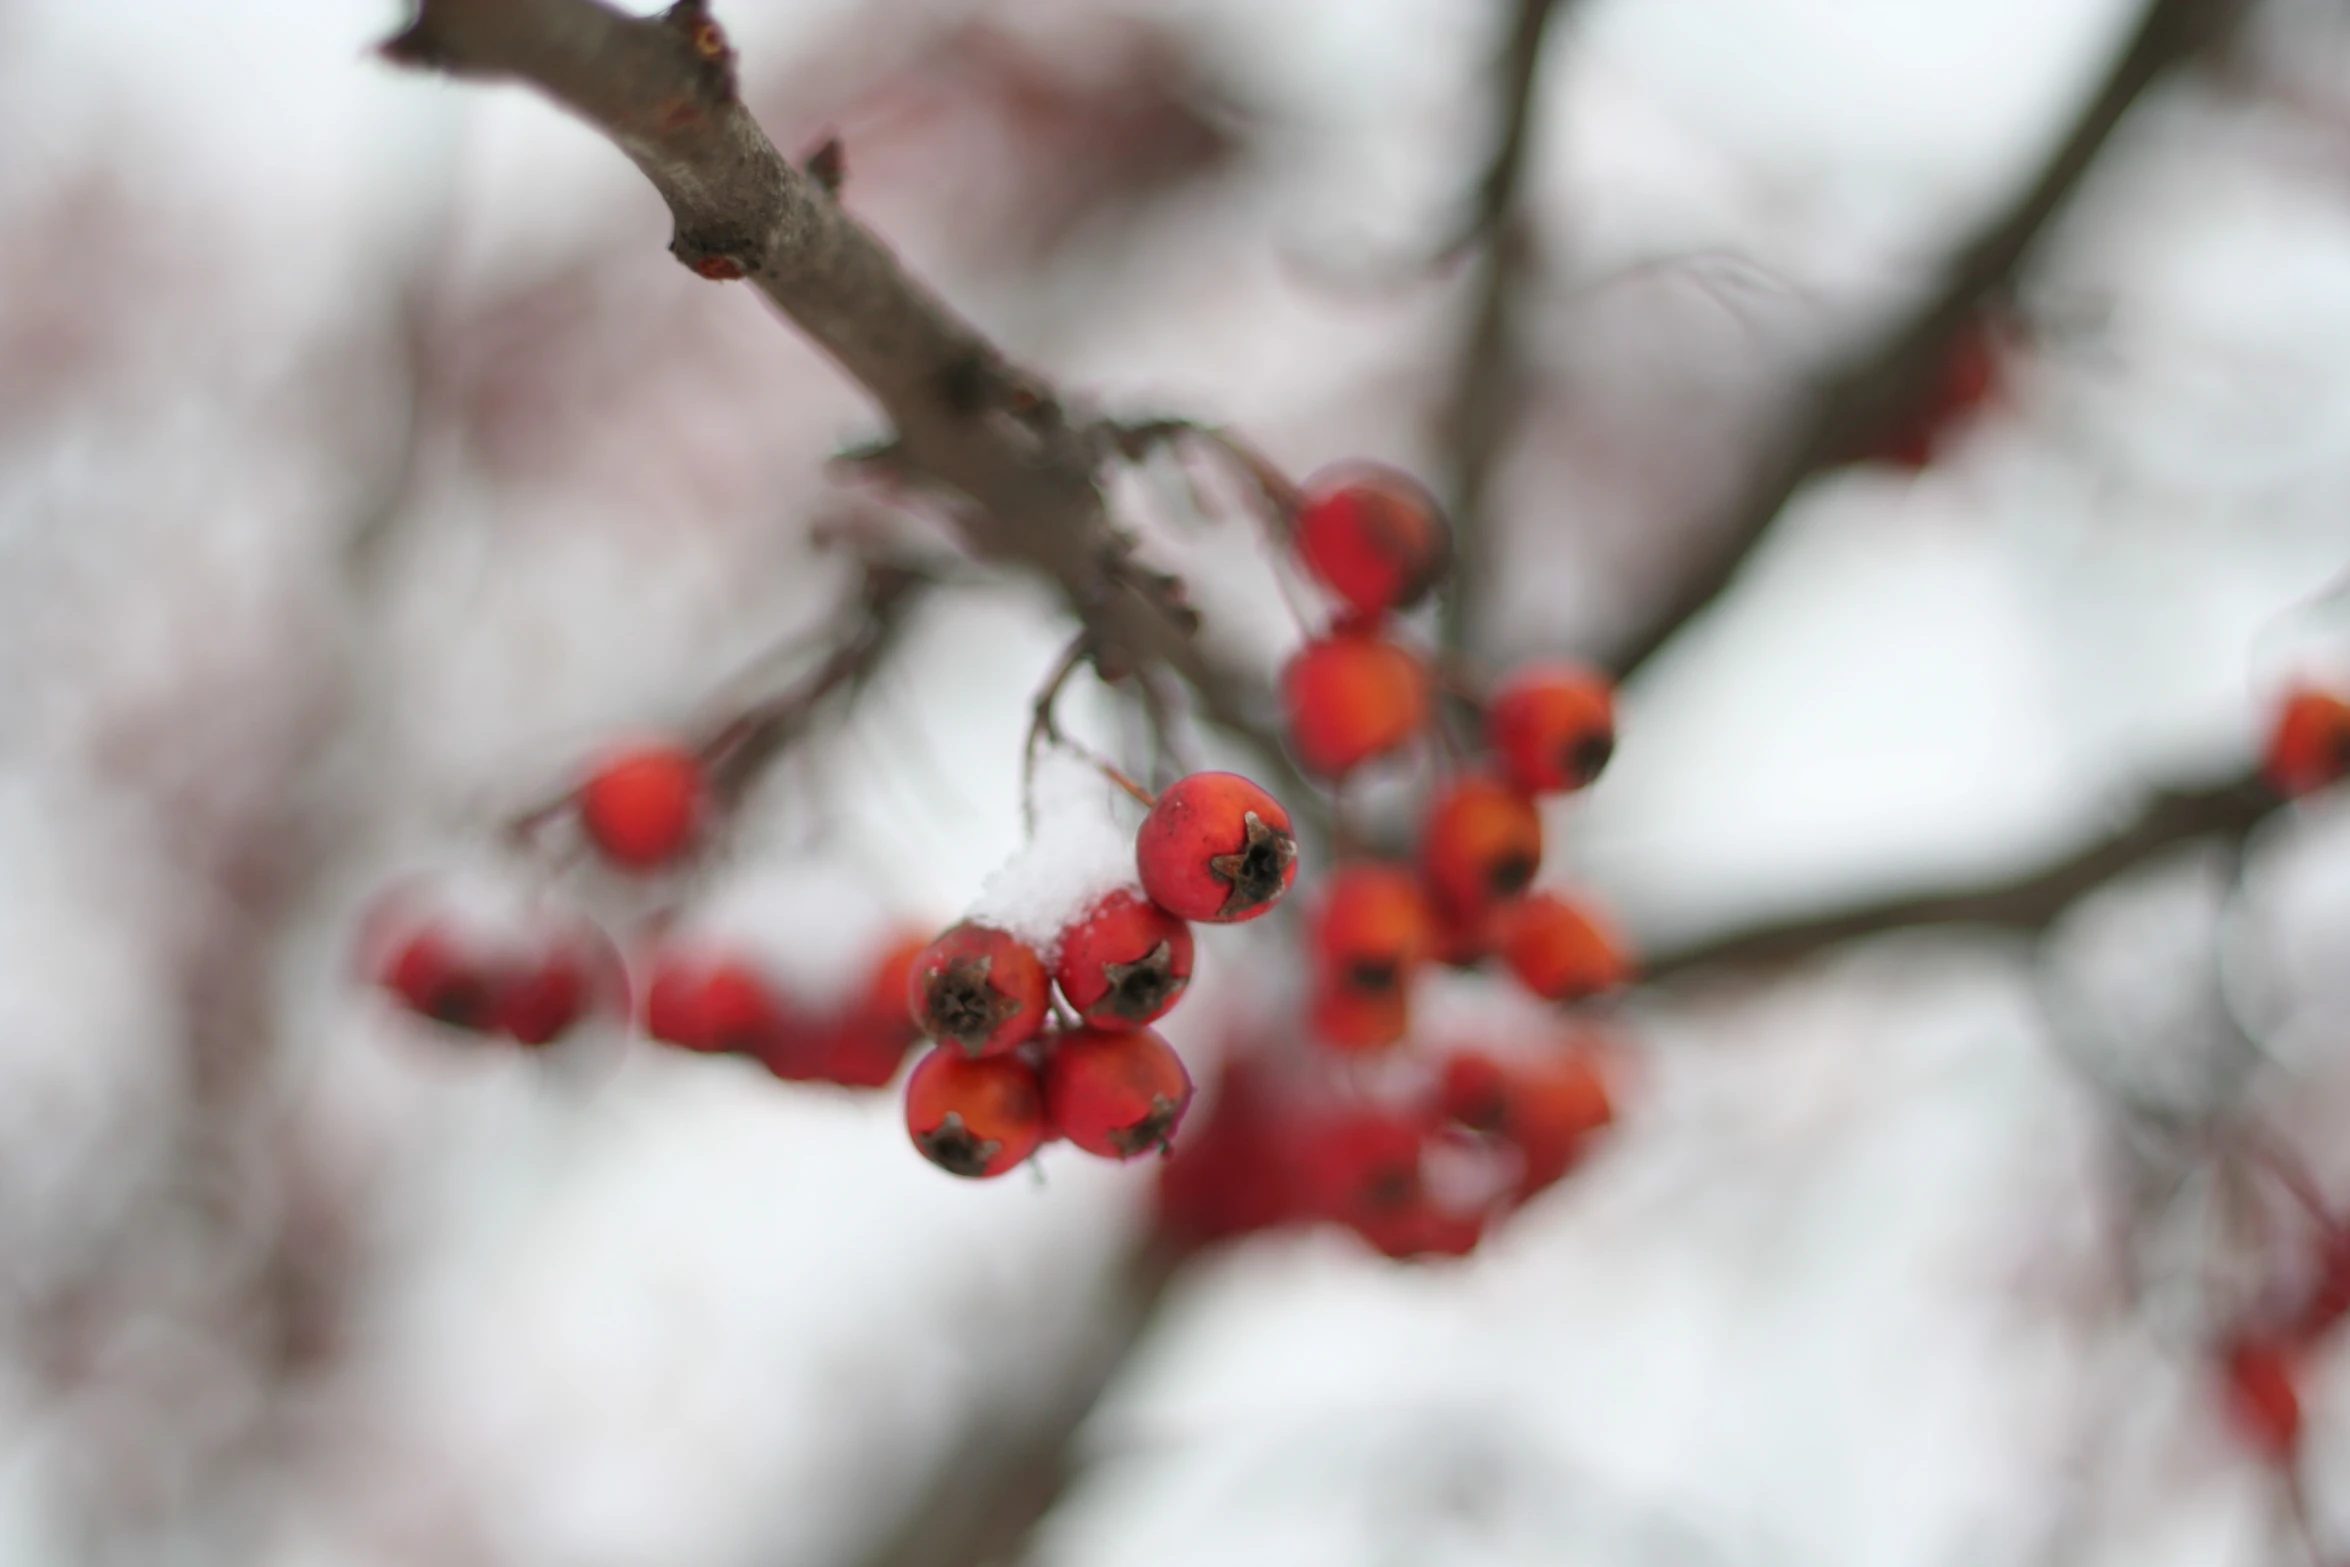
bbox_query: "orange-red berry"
[1498,892,1631,1002]
[1043,1025,1195,1159]
[1421,777,1543,924]
[2222,1338,2302,1461]
[1293,464,1451,616]
[578,743,706,871]
[1281,632,1430,777]
[496,927,621,1046]
[907,922,1049,1057]
[1156,1055,1299,1248]
[642,954,792,1059]
[2265,686,2350,799]
[1054,890,1196,1029]
[1439,1050,1511,1133]
[1300,1110,1425,1228]
[1136,772,1299,924]
[1306,863,1431,1053]
[904,1046,1048,1178]
[1487,662,1616,795]
[1506,1053,1614,1198]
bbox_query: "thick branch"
[1641,773,2275,979]
[386,0,1301,800]
[1601,0,2251,682]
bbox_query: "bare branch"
[1641,773,2276,980]
[384,0,1306,804]
[1602,0,2253,682]
[1438,0,1575,656]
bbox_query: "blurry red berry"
[642,953,713,1050]
[578,742,705,871]
[908,922,1049,1057]
[379,925,503,1034]
[1487,662,1616,795]
[1156,1055,1300,1249]
[1309,980,1410,1053]
[2265,686,2350,799]
[495,925,621,1046]
[1293,464,1451,616]
[642,955,790,1059]
[1054,890,1196,1029]
[819,932,930,1087]
[2222,1338,2302,1461]
[1043,1025,1195,1159]
[1136,772,1299,924]
[1506,1053,1614,1199]
[1280,632,1431,777]
[1312,863,1432,996]
[1439,1051,1511,1133]
[1498,892,1631,1002]
[1422,777,1543,925]
[904,1046,1048,1178]
[1300,1110,1425,1228]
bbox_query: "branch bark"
[384,0,1306,801]
[1437,0,1573,657]
[1640,773,2276,979]
[1600,0,2252,683]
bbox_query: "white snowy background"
[0,0,2348,1563]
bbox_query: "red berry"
[578,742,705,871]
[1439,1051,1510,1133]
[379,925,503,1033]
[1156,1055,1300,1248]
[642,952,713,1050]
[1043,1025,1195,1159]
[1300,1110,1425,1229]
[642,955,790,1059]
[904,1046,1048,1178]
[1498,892,1631,1002]
[1506,1053,1614,1198]
[1054,890,1196,1029]
[907,923,1049,1057]
[2222,1338,2302,1461]
[1421,777,1543,925]
[1136,772,1300,924]
[495,925,621,1046]
[1309,981,1410,1053]
[819,932,930,1087]
[1293,464,1451,616]
[1312,862,1433,994]
[1487,662,1616,795]
[1280,632,1431,777]
[2265,686,2350,798]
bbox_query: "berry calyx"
[904,1046,1048,1178]
[578,742,706,871]
[1293,464,1452,616]
[1054,890,1196,1029]
[1043,1025,1196,1159]
[908,923,1049,1057]
[1136,772,1299,924]
[2265,686,2350,798]
[1486,662,1616,795]
[1280,632,1431,778]
[1498,892,1631,1002]
[1421,777,1543,924]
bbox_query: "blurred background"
[3,0,2350,1562]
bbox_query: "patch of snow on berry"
[967,750,1143,965]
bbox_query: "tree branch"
[1438,0,1573,656]
[1640,773,2276,979]
[384,0,1306,803]
[1601,0,2252,683]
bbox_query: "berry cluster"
[362,740,933,1091]
[898,771,1298,1178]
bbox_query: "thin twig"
[1641,774,2276,980]
[1601,0,2253,683]
[1438,0,1574,656]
